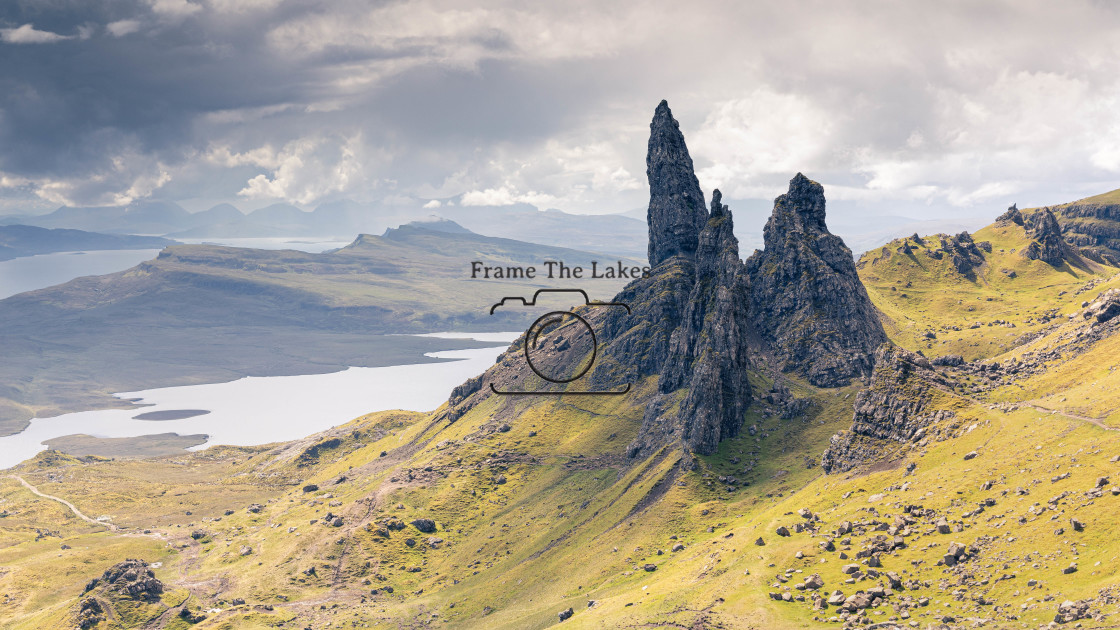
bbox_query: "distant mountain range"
[0,225,175,261]
[2,199,651,260]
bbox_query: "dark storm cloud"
[0,0,1119,220]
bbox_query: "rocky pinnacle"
[746,173,887,387]
[646,100,709,267]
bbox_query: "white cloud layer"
[0,24,72,44]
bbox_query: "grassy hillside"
[5,212,1120,628]
[858,222,1118,361]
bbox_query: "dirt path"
[6,474,118,531]
[1022,403,1118,432]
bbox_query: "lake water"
[0,332,519,469]
[175,237,353,252]
[0,249,163,300]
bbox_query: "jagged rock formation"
[995,203,1024,226]
[821,344,953,474]
[445,104,887,461]
[628,190,753,457]
[745,174,887,387]
[645,100,709,267]
[942,232,990,275]
[83,558,164,600]
[1041,201,1120,264]
[1022,208,1075,265]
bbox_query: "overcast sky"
[2,0,1120,227]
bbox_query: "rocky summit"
[444,102,883,462]
[645,100,710,267]
[746,173,888,387]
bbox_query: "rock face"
[646,100,709,267]
[649,190,753,455]
[822,344,952,474]
[1023,208,1075,265]
[1041,201,1120,264]
[745,174,887,386]
[445,102,887,462]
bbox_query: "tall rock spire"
[745,173,887,386]
[646,100,709,267]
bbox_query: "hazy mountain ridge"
[0,225,175,261]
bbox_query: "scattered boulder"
[302,484,319,493]
[754,537,765,546]
[558,607,574,622]
[776,526,790,537]
[411,518,437,533]
[1054,599,1091,624]
[76,597,104,629]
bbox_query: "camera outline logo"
[489,288,631,396]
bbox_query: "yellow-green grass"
[859,222,1119,361]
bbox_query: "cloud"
[205,0,282,13]
[234,134,379,205]
[5,151,172,207]
[0,24,72,44]
[147,0,202,18]
[422,199,442,208]
[4,0,1120,221]
[460,186,558,207]
[107,20,142,37]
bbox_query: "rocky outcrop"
[942,232,989,275]
[1044,202,1120,264]
[83,558,164,600]
[646,100,709,267]
[822,344,952,474]
[745,174,887,386]
[1023,208,1075,266]
[995,203,1024,226]
[446,104,888,462]
[629,190,753,457]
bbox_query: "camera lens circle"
[523,311,597,384]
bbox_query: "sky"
[2,0,1120,229]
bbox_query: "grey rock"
[646,100,709,267]
[1023,208,1077,266]
[996,203,1024,226]
[822,344,953,474]
[745,173,886,387]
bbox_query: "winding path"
[1021,403,1117,432]
[6,474,118,531]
